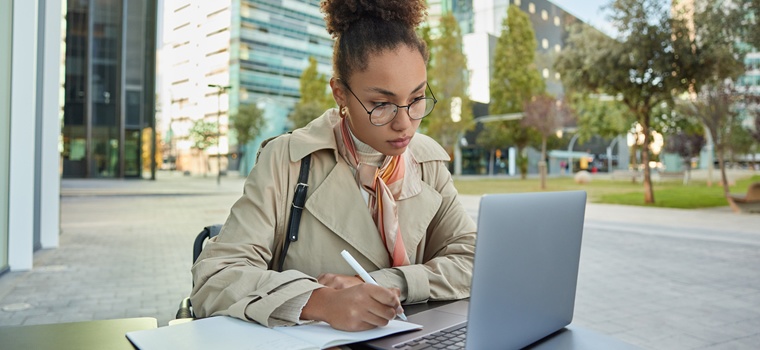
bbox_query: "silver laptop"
[367,190,587,350]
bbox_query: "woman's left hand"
[318,273,364,289]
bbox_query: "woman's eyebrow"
[366,81,427,97]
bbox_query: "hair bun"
[321,0,427,37]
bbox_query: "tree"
[567,93,632,144]
[555,0,744,204]
[189,119,218,176]
[521,94,565,189]
[677,85,742,210]
[663,131,705,184]
[728,120,755,165]
[231,103,266,175]
[487,5,545,179]
[417,23,435,133]
[426,14,473,157]
[289,56,333,129]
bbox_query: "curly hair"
[321,0,429,81]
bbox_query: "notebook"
[126,316,421,350]
[366,190,587,349]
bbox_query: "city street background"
[0,172,759,349]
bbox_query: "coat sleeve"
[370,159,477,303]
[189,136,323,326]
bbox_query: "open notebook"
[126,315,421,350]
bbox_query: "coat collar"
[288,109,451,164]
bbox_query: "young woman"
[190,0,476,332]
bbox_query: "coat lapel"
[397,182,441,262]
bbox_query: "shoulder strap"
[277,153,311,272]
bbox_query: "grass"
[453,174,760,209]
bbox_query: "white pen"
[340,250,408,321]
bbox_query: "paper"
[126,316,422,350]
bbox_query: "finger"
[363,305,396,327]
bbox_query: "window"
[541,10,548,21]
[529,3,535,14]
[555,72,561,80]
[554,44,561,53]
[554,16,561,26]
[542,39,549,49]
[543,68,549,79]
[514,0,521,6]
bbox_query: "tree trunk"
[539,137,547,190]
[717,147,740,212]
[641,120,655,204]
[489,149,495,176]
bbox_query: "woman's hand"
[301,284,404,331]
[317,273,364,289]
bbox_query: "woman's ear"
[330,77,347,107]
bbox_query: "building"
[1,0,63,273]
[465,0,580,104]
[427,0,475,35]
[161,0,333,177]
[61,0,159,178]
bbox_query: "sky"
[549,0,616,36]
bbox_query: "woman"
[191,0,476,332]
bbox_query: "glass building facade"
[62,0,158,178]
[163,0,333,176]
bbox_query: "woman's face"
[331,45,428,157]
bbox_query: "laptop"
[366,190,587,350]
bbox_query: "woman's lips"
[388,136,411,149]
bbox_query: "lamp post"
[208,84,231,185]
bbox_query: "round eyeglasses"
[341,80,438,126]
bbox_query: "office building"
[427,0,475,35]
[161,0,333,176]
[61,0,159,178]
[2,0,63,273]
[465,0,581,103]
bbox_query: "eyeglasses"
[341,80,438,126]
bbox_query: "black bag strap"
[277,153,311,272]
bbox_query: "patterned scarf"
[334,116,421,266]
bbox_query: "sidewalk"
[1,171,759,349]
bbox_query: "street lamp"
[208,84,231,185]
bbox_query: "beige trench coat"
[190,109,477,326]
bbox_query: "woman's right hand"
[301,284,403,331]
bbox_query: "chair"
[175,224,222,320]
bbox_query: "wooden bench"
[728,182,760,213]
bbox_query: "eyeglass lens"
[370,98,435,125]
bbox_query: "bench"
[728,182,760,213]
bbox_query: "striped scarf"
[334,117,421,266]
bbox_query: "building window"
[554,16,561,26]
[554,44,561,52]
[529,3,535,14]
[542,39,549,49]
[541,10,548,21]
[555,72,561,80]
[514,0,521,6]
[542,68,550,79]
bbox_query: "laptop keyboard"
[393,324,467,350]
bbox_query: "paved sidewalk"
[0,171,759,349]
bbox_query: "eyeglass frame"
[339,79,438,126]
